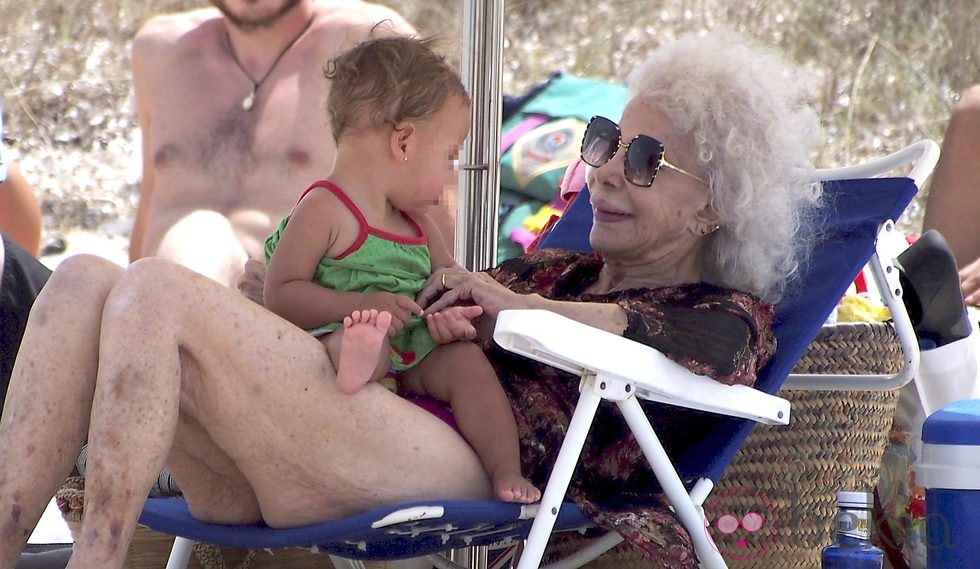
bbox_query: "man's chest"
[151,55,332,167]
[149,89,334,205]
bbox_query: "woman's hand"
[237,258,267,305]
[423,271,531,319]
[416,264,469,308]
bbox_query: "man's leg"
[0,255,120,568]
[67,258,488,568]
[51,258,264,568]
[164,403,263,525]
[0,232,52,412]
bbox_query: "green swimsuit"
[264,180,438,371]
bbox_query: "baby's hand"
[361,292,424,335]
[425,305,484,344]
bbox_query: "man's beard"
[211,0,303,32]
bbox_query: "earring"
[403,155,408,162]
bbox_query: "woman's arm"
[525,295,628,335]
[419,251,773,385]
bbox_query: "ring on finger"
[441,273,447,287]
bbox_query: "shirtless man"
[131,0,416,287]
[922,85,980,303]
[2,0,427,396]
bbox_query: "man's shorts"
[1,232,51,405]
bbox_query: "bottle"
[821,491,884,568]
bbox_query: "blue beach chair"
[137,140,938,569]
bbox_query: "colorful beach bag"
[497,73,629,262]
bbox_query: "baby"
[263,36,539,504]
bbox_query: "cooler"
[915,399,980,568]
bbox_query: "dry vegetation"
[1,0,978,236]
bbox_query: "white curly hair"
[627,29,823,303]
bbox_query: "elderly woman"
[0,30,820,568]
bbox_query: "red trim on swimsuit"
[297,180,427,260]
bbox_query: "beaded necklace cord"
[224,15,315,111]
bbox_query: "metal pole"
[448,546,490,569]
[457,0,504,270]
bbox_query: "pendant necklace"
[225,16,315,111]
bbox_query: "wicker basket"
[544,322,903,568]
[713,322,902,568]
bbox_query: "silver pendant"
[242,90,255,111]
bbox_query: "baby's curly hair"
[324,35,469,142]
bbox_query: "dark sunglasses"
[580,115,707,187]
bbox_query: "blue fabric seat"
[141,498,590,558]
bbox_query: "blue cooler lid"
[922,399,980,445]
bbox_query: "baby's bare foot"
[494,471,541,504]
[335,309,392,394]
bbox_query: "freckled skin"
[0,254,490,569]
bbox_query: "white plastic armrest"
[371,506,445,529]
[493,309,789,425]
[811,140,939,188]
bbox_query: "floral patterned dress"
[484,249,776,567]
